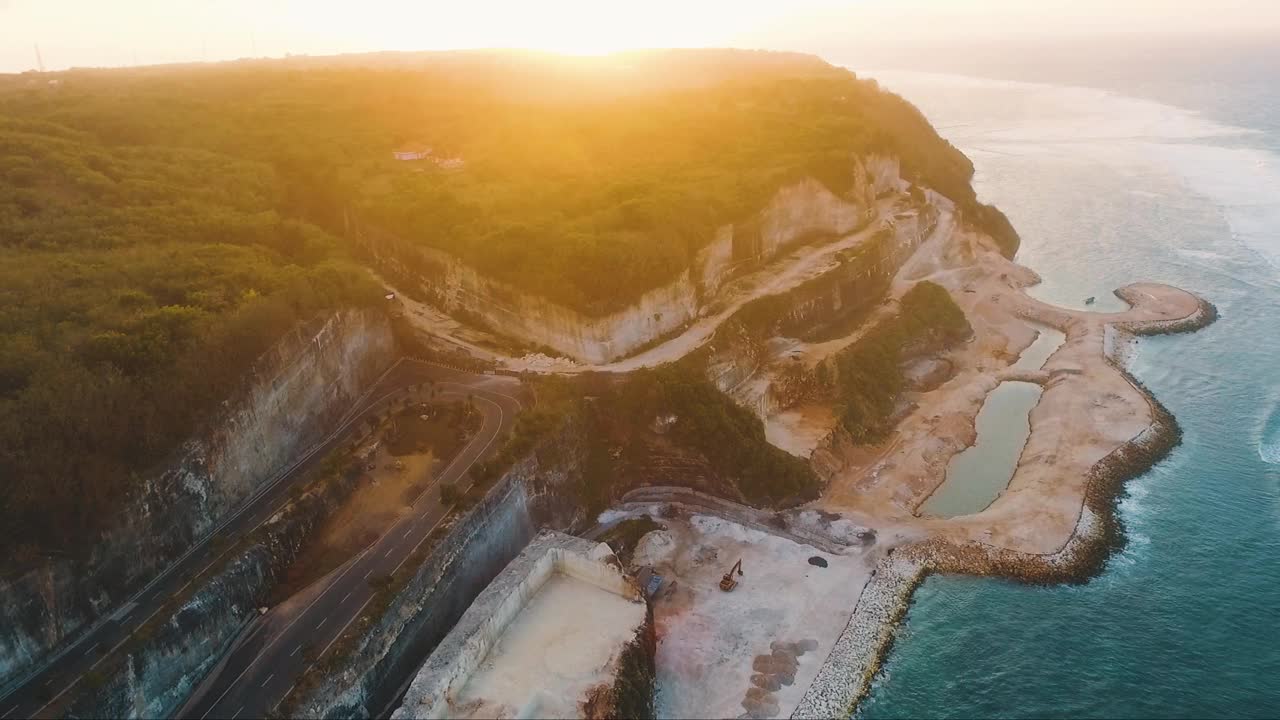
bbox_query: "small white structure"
[394,147,433,161]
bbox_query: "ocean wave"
[869,69,1280,279]
[1258,404,1280,464]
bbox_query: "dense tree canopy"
[0,49,994,559]
[1,50,992,316]
[0,113,380,557]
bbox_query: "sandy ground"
[452,573,645,720]
[808,219,1205,555]
[271,445,434,602]
[639,514,873,719]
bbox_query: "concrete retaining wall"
[391,533,631,720]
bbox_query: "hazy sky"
[3,0,1279,73]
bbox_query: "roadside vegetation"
[607,364,820,505]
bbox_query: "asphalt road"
[0,359,521,720]
[177,370,522,719]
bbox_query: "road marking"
[197,548,371,720]
[340,591,352,604]
[319,596,373,659]
[404,392,507,512]
[12,368,516,714]
[0,360,433,707]
[363,568,374,580]
[86,641,100,654]
[383,547,394,559]
[232,705,244,719]
[401,527,413,540]
[392,395,506,577]
[315,618,327,630]
[3,704,19,718]
[260,673,274,688]
[289,645,301,658]
[277,682,297,710]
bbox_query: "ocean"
[848,50,1280,718]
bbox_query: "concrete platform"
[392,531,649,719]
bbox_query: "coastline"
[793,293,1218,719]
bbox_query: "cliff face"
[0,309,397,688]
[383,155,904,365]
[706,191,946,420]
[67,458,370,719]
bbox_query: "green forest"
[0,49,993,558]
[1,50,1008,317]
[0,114,380,556]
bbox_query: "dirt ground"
[633,512,873,720]
[270,402,479,602]
[271,445,436,602]
[809,216,1205,555]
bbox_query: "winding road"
[178,368,522,720]
[0,359,522,720]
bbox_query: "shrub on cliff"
[834,281,970,442]
[606,364,819,506]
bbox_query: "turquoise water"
[855,69,1280,717]
[921,326,1066,518]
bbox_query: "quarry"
[392,532,651,720]
[0,50,1218,720]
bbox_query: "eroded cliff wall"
[706,193,943,419]
[358,156,905,365]
[0,309,396,688]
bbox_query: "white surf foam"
[860,69,1280,276]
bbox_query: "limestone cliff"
[0,309,397,688]
[358,155,906,364]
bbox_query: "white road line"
[315,618,327,630]
[33,674,80,718]
[136,605,163,630]
[3,704,19,718]
[0,360,426,707]
[340,591,352,604]
[289,645,301,658]
[86,641,100,654]
[277,682,297,710]
[260,673,274,688]
[392,395,505,577]
[231,704,244,719]
[383,547,394,559]
[197,556,221,577]
[18,369,517,716]
[401,527,413,540]
[318,596,373,659]
[404,392,507,512]
[197,547,371,720]
[363,568,374,579]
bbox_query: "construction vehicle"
[719,559,744,592]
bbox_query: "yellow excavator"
[719,558,744,592]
